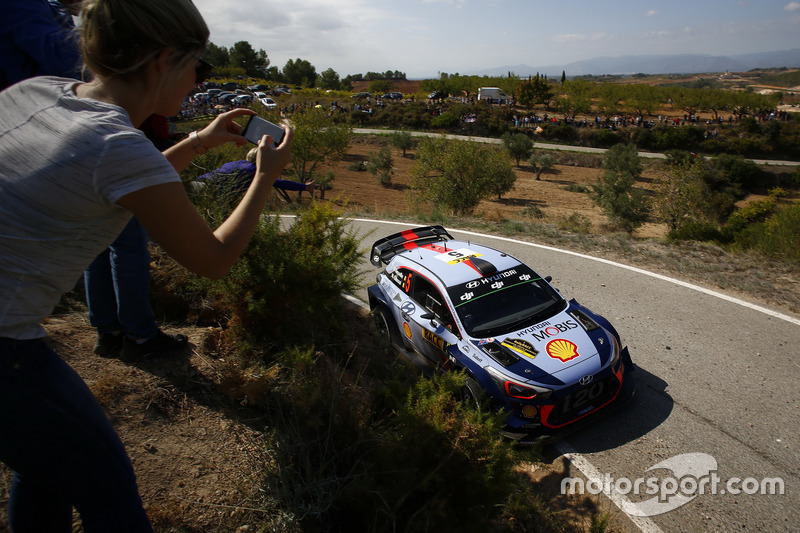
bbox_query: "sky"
[192,0,800,79]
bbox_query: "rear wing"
[369,225,454,266]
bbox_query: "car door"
[405,273,457,367]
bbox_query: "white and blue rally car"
[367,225,635,443]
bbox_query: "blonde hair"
[245,147,258,162]
[80,0,209,79]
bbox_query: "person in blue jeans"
[84,217,187,360]
[0,0,293,531]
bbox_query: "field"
[3,76,799,531]
[317,134,667,238]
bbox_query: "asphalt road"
[344,218,800,533]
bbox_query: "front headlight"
[486,367,552,400]
[608,333,621,367]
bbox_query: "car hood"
[476,309,609,383]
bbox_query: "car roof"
[372,226,524,288]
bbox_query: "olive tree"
[411,137,516,214]
[501,132,534,167]
[590,144,650,234]
[289,107,352,187]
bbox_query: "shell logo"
[546,339,579,362]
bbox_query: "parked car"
[368,225,636,443]
[381,92,403,100]
[220,93,238,104]
[259,96,277,109]
[233,94,253,105]
[351,92,372,99]
[247,84,268,91]
[428,91,447,99]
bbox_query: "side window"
[389,268,414,294]
[411,276,455,331]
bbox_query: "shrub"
[734,203,800,263]
[595,128,623,147]
[558,212,592,234]
[563,183,589,193]
[430,111,460,129]
[366,145,394,186]
[591,144,651,234]
[667,221,724,243]
[204,202,364,356]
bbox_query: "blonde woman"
[0,0,291,530]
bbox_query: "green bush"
[734,203,800,263]
[204,202,364,355]
[595,128,623,147]
[542,122,579,143]
[667,221,724,243]
[366,145,394,185]
[430,111,460,129]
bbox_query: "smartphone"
[242,115,286,147]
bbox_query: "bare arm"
[163,108,255,173]
[119,127,292,279]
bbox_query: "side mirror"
[434,324,460,345]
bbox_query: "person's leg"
[108,217,158,340]
[0,338,153,533]
[84,247,121,334]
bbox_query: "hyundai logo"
[579,375,593,385]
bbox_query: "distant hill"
[471,49,800,78]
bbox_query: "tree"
[517,75,554,110]
[289,107,352,184]
[501,132,533,167]
[318,68,341,90]
[283,58,317,87]
[228,41,269,78]
[555,78,592,119]
[366,146,394,186]
[652,161,714,233]
[595,83,623,118]
[205,42,229,70]
[367,79,393,95]
[528,151,555,181]
[411,137,516,214]
[389,130,416,156]
[590,144,650,234]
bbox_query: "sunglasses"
[195,59,213,85]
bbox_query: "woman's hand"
[197,108,256,149]
[253,124,293,184]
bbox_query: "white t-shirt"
[0,76,180,339]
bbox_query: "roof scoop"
[470,257,497,276]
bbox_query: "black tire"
[459,376,484,411]
[372,307,394,347]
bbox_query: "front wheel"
[459,376,484,411]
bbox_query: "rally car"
[367,225,635,443]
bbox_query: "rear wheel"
[372,307,394,347]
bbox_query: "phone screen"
[242,116,285,146]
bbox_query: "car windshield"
[447,265,566,338]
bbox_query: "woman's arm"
[162,108,255,173]
[119,128,293,279]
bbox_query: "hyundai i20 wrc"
[367,225,635,443]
